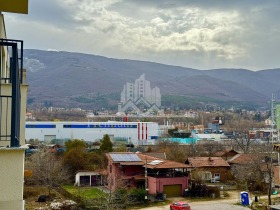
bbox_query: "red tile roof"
[228,154,255,165]
[186,157,230,167]
[214,149,238,157]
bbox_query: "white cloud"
[4,0,280,70]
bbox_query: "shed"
[75,171,104,187]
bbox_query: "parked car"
[170,201,191,210]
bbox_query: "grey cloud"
[118,0,280,10]
[16,0,87,29]
[4,0,280,70]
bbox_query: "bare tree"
[196,141,224,156]
[233,133,253,154]
[155,140,190,162]
[251,144,275,205]
[231,143,276,205]
[25,149,70,196]
[226,118,264,153]
[85,179,144,210]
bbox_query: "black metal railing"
[0,39,23,147]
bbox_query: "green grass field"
[62,185,107,199]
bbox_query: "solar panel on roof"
[110,154,141,162]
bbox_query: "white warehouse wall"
[25,121,159,145]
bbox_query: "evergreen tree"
[100,134,113,153]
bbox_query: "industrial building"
[25,121,159,145]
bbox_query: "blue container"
[240,191,249,205]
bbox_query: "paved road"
[139,202,248,210]
[140,203,249,210]
[191,203,249,210]
[137,191,276,210]
[138,196,249,210]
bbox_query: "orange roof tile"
[186,157,230,167]
[214,149,238,157]
[228,154,255,165]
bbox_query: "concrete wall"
[0,148,25,210]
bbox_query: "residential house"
[185,157,232,182]
[106,152,192,197]
[214,149,239,161]
[228,153,276,186]
[227,153,255,175]
[227,154,255,166]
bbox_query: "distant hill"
[24,49,279,110]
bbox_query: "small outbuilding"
[75,170,105,187]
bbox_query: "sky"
[4,0,280,71]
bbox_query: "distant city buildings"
[118,74,161,114]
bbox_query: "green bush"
[129,188,146,202]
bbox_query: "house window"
[214,173,220,181]
[199,171,211,180]
[202,172,211,180]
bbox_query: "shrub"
[129,188,146,202]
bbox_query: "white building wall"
[75,171,100,186]
[25,121,159,145]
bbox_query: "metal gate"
[163,184,182,197]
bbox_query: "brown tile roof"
[106,152,193,169]
[186,157,230,167]
[137,153,193,169]
[227,154,255,165]
[214,149,238,157]
[143,152,167,159]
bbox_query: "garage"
[163,184,182,197]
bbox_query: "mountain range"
[24,49,280,111]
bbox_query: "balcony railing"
[0,39,23,147]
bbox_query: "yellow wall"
[0,149,25,210]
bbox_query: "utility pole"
[145,157,148,202]
[270,94,276,143]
